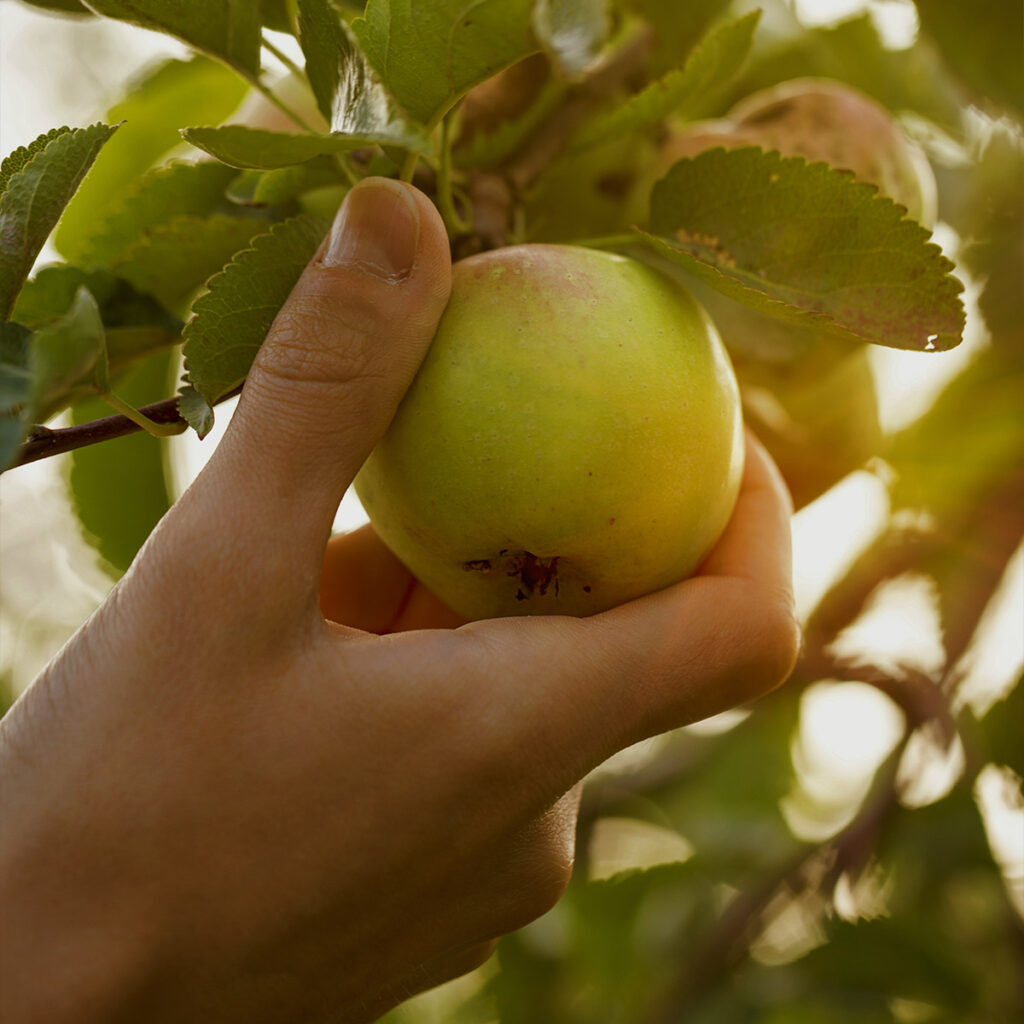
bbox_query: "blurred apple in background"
[656,79,938,508]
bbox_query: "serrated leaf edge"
[646,148,966,351]
[180,214,328,400]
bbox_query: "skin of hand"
[0,178,800,1024]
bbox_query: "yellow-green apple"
[355,244,744,620]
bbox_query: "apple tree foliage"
[1,0,1023,1021]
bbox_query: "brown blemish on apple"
[488,549,561,601]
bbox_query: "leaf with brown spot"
[641,147,965,352]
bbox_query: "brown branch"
[506,27,655,192]
[8,386,242,470]
[644,730,912,1024]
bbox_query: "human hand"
[0,179,799,1024]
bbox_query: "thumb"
[201,177,451,573]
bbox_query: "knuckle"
[503,862,573,934]
[488,826,575,935]
[761,590,803,685]
[741,586,802,700]
[256,294,382,389]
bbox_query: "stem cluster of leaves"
[1,0,977,472]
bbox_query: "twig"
[8,386,243,469]
[261,36,304,80]
[645,730,912,1024]
[505,26,654,192]
[252,80,316,134]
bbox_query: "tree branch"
[8,386,242,470]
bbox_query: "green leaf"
[80,0,262,79]
[70,350,175,575]
[644,148,965,352]
[888,352,1024,527]
[532,0,611,80]
[227,159,346,207]
[112,215,265,313]
[353,0,538,126]
[297,0,426,145]
[571,10,760,154]
[80,161,240,267]
[260,0,294,32]
[798,917,978,1015]
[183,123,425,170]
[915,0,1024,119]
[297,0,354,125]
[0,323,33,472]
[626,0,733,75]
[55,56,248,263]
[28,286,108,422]
[523,132,655,242]
[177,383,215,437]
[0,123,118,321]
[12,265,180,374]
[182,215,328,412]
[0,127,70,198]
[12,265,121,329]
[978,672,1024,779]
[496,861,720,1022]
[948,127,1024,353]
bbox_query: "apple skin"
[663,78,937,225]
[355,244,744,620]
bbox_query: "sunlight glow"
[828,572,947,678]
[897,722,965,808]
[834,859,893,921]
[781,682,905,841]
[795,0,919,49]
[588,817,694,882]
[870,242,986,436]
[791,470,890,623]
[750,886,828,965]
[0,451,114,695]
[974,765,1024,919]
[953,539,1024,718]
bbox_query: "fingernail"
[322,178,421,280]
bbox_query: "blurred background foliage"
[0,0,1022,1021]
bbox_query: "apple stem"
[399,151,420,184]
[437,115,472,235]
[99,392,188,438]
